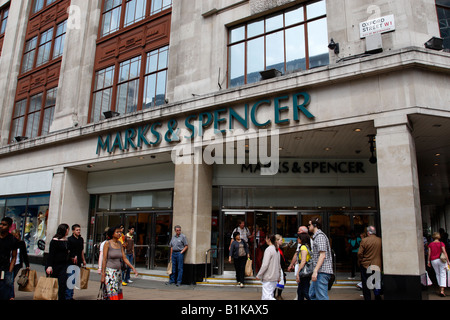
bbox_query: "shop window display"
[2,194,49,256]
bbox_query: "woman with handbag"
[101,225,138,300]
[45,223,70,300]
[295,232,312,300]
[229,231,250,288]
[427,232,450,297]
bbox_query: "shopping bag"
[97,283,109,300]
[18,269,37,292]
[245,259,253,277]
[33,276,58,300]
[17,269,29,287]
[447,268,450,288]
[80,267,90,289]
[166,260,172,275]
[277,269,284,289]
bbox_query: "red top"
[428,241,444,261]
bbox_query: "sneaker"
[127,280,133,283]
[348,277,356,280]
[122,282,127,286]
[240,283,244,288]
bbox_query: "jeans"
[309,273,331,300]
[169,252,184,285]
[0,271,13,300]
[123,253,133,283]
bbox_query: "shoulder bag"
[298,245,314,278]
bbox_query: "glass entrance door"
[328,212,377,274]
[249,211,273,274]
[125,213,151,269]
[152,213,171,270]
[223,211,246,271]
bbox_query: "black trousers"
[233,256,247,284]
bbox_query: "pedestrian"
[308,217,334,300]
[255,234,281,300]
[46,223,70,300]
[229,231,250,288]
[427,231,450,297]
[101,225,138,300]
[295,232,312,300]
[348,230,361,279]
[230,220,254,248]
[287,226,309,273]
[167,225,188,286]
[122,226,135,286]
[274,234,286,300]
[0,217,17,300]
[66,224,86,300]
[10,229,29,300]
[357,225,383,300]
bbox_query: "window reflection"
[228,0,328,88]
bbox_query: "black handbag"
[298,245,314,278]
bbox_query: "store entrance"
[223,211,273,273]
[220,210,377,276]
[91,211,172,270]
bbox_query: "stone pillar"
[172,159,212,284]
[0,0,31,145]
[50,0,101,131]
[375,115,427,300]
[46,168,90,254]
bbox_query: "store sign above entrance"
[359,14,395,38]
[96,92,314,155]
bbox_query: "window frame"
[0,4,9,56]
[10,87,58,142]
[227,0,329,88]
[436,0,450,49]
[99,0,172,39]
[31,0,58,15]
[90,45,169,122]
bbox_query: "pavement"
[10,264,450,303]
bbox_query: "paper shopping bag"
[18,269,37,292]
[166,260,172,275]
[33,276,58,300]
[245,259,253,277]
[80,267,90,289]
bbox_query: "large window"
[31,0,58,15]
[436,0,450,49]
[20,20,67,74]
[1,194,50,257]
[100,0,172,37]
[10,88,57,142]
[91,46,169,122]
[228,0,329,87]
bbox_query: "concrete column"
[375,115,426,300]
[172,159,212,284]
[50,0,101,131]
[46,168,90,254]
[0,0,31,145]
